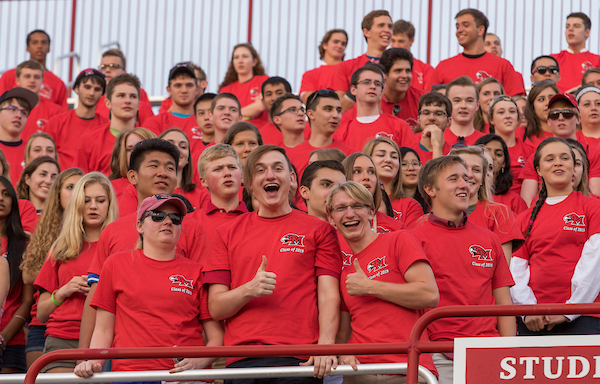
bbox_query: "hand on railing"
[74,359,103,378]
[300,355,338,378]
[338,355,360,370]
[169,357,214,373]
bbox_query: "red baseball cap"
[136,194,187,222]
[548,92,579,111]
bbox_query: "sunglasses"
[141,210,183,225]
[306,89,337,110]
[547,109,578,120]
[532,66,559,75]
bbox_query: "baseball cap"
[548,92,579,111]
[168,63,196,82]
[136,194,188,222]
[74,68,107,94]
[0,88,39,111]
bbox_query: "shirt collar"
[567,47,589,54]
[428,212,468,228]
[205,200,248,214]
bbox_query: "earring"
[501,167,505,174]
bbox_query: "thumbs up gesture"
[345,259,371,297]
[247,255,277,298]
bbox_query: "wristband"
[51,290,64,306]
[14,314,26,322]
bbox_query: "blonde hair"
[0,149,10,180]
[326,181,375,213]
[50,172,118,262]
[109,128,156,180]
[21,168,84,274]
[342,153,383,211]
[363,137,405,200]
[197,143,242,179]
[448,146,491,202]
[24,132,57,165]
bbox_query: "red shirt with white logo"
[87,212,209,281]
[340,230,436,373]
[410,216,513,341]
[76,122,116,175]
[0,69,68,109]
[390,197,424,229]
[92,249,209,372]
[299,64,339,98]
[142,112,197,136]
[44,110,109,169]
[514,192,600,305]
[551,50,600,92]
[331,54,371,93]
[506,136,532,194]
[425,52,525,96]
[220,75,269,108]
[22,98,64,143]
[96,89,155,125]
[34,242,97,339]
[0,140,26,188]
[411,58,435,91]
[469,201,524,249]
[381,87,425,129]
[204,209,342,364]
[334,114,418,152]
[286,139,356,179]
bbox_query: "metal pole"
[247,0,253,43]
[426,0,433,65]
[68,0,77,86]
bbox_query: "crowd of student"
[0,6,599,384]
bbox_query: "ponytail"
[525,180,548,237]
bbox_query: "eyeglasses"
[356,79,383,88]
[306,89,337,110]
[277,106,306,116]
[401,161,421,168]
[532,66,559,75]
[548,109,578,120]
[331,203,368,214]
[419,110,447,117]
[141,210,183,225]
[99,63,123,71]
[0,106,29,117]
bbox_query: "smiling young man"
[410,155,515,384]
[76,73,141,175]
[205,145,342,383]
[0,88,39,186]
[380,48,425,128]
[334,66,418,152]
[80,138,209,351]
[14,60,64,143]
[425,9,525,97]
[287,90,354,179]
[552,13,600,92]
[44,68,109,169]
[144,63,199,137]
[331,10,392,113]
[209,93,243,145]
[0,30,67,109]
[391,20,434,91]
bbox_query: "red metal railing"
[23,303,600,384]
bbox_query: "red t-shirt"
[142,112,197,136]
[507,136,532,194]
[189,201,248,246]
[551,50,600,92]
[425,52,525,96]
[411,58,435,91]
[0,140,26,188]
[247,110,269,129]
[381,87,425,130]
[286,139,356,179]
[220,75,269,108]
[95,89,155,125]
[76,122,117,175]
[258,122,283,146]
[87,212,209,280]
[340,230,435,372]
[334,114,418,152]
[299,64,339,98]
[18,199,39,233]
[0,280,26,346]
[0,69,68,109]
[159,97,172,114]
[109,177,131,199]
[331,54,371,93]
[444,127,484,146]
[414,132,454,164]
[469,201,524,249]
[374,211,406,234]
[44,110,109,169]
[390,197,423,229]
[34,242,97,339]
[493,191,528,216]
[514,192,600,305]
[410,217,514,341]
[92,249,209,372]
[21,98,65,144]
[578,132,600,149]
[117,184,210,218]
[204,210,342,364]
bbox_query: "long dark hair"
[399,147,429,213]
[474,134,513,195]
[0,176,29,289]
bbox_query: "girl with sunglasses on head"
[74,195,223,382]
[34,173,117,374]
[511,137,600,336]
[363,137,423,228]
[574,86,600,147]
[475,135,528,215]
[449,146,524,264]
